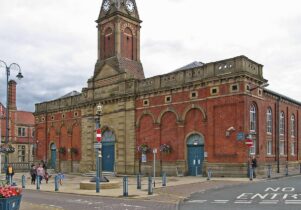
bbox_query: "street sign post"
[245,139,253,147]
[96,129,102,143]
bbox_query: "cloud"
[0,0,301,112]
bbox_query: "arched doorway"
[50,143,57,169]
[102,130,116,172]
[187,134,205,176]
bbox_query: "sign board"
[96,129,102,142]
[237,132,245,141]
[94,143,102,149]
[141,153,147,163]
[245,139,253,147]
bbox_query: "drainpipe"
[276,96,280,173]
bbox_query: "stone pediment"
[95,64,119,80]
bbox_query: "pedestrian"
[44,171,52,184]
[36,164,45,184]
[30,164,37,184]
[58,172,65,185]
[6,164,14,185]
[41,160,47,173]
[251,156,257,178]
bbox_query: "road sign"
[245,139,253,147]
[96,129,102,142]
[237,132,245,141]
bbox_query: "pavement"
[1,168,300,210]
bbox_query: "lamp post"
[0,60,24,170]
[95,103,103,193]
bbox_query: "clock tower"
[94,0,144,80]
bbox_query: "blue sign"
[237,132,245,141]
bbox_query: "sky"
[0,0,300,112]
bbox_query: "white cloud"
[0,0,300,111]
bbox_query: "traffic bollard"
[123,176,128,197]
[36,176,40,190]
[162,173,167,187]
[267,165,272,178]
[54,175,59,191]
[96,176,100,193]
[300,163,301,174]
[137,174,141,189]
[285,164,288,176]
[22,175,26,189]
[249,166,253,181]
[207,169,212,181]
[148,176,153,195]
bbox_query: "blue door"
[102,143,115,172]
[101,131,116,172]
[187,134,205,176]
[50,144,57,169]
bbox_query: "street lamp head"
[16,72,23,80]
[96,103,103,115]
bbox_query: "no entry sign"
[245,138,253,147]
[96,129,102,142]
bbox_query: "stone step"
[82,171,115,177]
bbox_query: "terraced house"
[34,0,301,177]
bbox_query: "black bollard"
[162,173,167,187]
[137,174,141,190]
[22,175,26,189]
[148,176,153,195]
[285,164,288,176]
[267,165,272,178]
[300,163,301,174]
[54,175,59,192]
[207,169,212,181]
[36,176,40,190]
[123,176,128,197]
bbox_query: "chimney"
[8,80,17,111]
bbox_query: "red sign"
[245,138,253,147]
[96,129,102,142]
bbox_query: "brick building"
[0,81,35,170]
[34,0,301,176]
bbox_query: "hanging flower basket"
[58,147,66,155]
[160,144,172,154]
[0,186,22,210]
[0,144,15,154]
[70,147,78,155]
[137,144,150,154]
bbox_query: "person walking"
[6,164,14,185]
[36,164,45,184]
[30,164,37,184]
[251,156,257,178]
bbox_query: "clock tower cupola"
[94,0,144,79]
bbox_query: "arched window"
[280,112,285,135]
[266,108,272,134]
[250,104,257,132]
[123,27,134,60]
[291,114,295,137]
[104,27,114,59]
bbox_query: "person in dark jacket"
[30,164,37,184]
[251,156,257,178]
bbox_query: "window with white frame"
[266,108,272,134]
[18,127,26,137]
[291,141,295,156]
[291,115,295,137]
[18,145,26,162]
[267,140,272,155]
[279,140,285,155]
[279,112,285,135]
[250,104,257,132]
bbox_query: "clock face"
[103,0,111,12]
[125,0,135,13]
